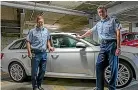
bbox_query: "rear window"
[9,39,25,50]
[125,33,138,41]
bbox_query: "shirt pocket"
[104,24,114,34]
[42,32,48,38]
[33,34,40,42]
[97,25,102,34]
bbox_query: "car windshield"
[82,37,100,46]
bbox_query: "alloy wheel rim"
[10,64,23,81]
[104,63,130,87]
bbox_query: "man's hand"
[28,52,32,60]
[76,35,82,39]
[115,48,121,56]
[76,30,92,39]
[49,47,54,52]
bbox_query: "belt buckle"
[40,49,43,52]
[40,49,45,52]
[103,40,107,43]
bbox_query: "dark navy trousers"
[31,50,47,88]
[96,40,118,90]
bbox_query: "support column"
[20,9,25,38]
[131,22,138,32]
[129,22,132,32]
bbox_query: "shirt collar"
[100,16,110,22]
[36,26,44,31]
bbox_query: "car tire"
[104,60,133,88]
[8,62,27,82]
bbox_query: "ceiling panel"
[2,1,138,33]
[35,1,83,9]
[118,7,138,22]
[85,1,111,5]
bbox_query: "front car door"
[49,34,95,77]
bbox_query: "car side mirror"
[76,42,86,48]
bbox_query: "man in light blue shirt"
[26,16,54,90]
[77,5,121,90]
[27,25,50,50]
[91,16,121,40]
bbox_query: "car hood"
[121,46,138,53]
[93,46,138,54]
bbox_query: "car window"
[51,35,79,48]
[9,40,24,50]
[126,34,134,41]
[22,40,27,49]
[83,37,100,46]
[134,34,138,40]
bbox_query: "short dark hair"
[36,15,44,22]
[97,5,107,11]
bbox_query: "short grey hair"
[97,5,107,11]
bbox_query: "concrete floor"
[1,71,138,90]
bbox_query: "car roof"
[16,32,77,41]
[122,32,138,36]
[50,32,77,35]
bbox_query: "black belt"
[31,49,46,53]
[101,39,117,43]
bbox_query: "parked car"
[121,32,138,47]
[1,32,138,88]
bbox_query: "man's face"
[37,18,44,27]
[97,8,107,19]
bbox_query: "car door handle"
[51,54,59,59]
[22,54,27,59]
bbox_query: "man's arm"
[26,41,32,58]
[81,30,92,38]
[26,30,33,58]
[116,29,121,49]
[47,40,51,49]
[77,30,92,39]
[114,18,121,49]
[114,18,122,56]
[77,24,97,39]
[47,40,54,52]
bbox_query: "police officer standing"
[26,16,54,90]
[77,5,121,90]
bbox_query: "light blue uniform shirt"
[91,16,122,40]
[26,27,50,50]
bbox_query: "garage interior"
[1,1,138,49]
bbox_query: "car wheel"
[104,61,133,88]
[8,62,27,82]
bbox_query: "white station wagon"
[1,32,138,88]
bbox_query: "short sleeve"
[114,18,122,31]
[47,32,50,40]
[26,30,33,42]
[90,24,97,32]
[47,31,50,40]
